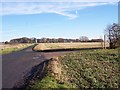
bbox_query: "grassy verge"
[33,42,109,51]
[27,48,119,89]
[27,58,76,89]
[0,44,33,54]
[59,48,120,88]
[28,75,75,89]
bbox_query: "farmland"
[0,43,33,54]
[59,48,120,88]
[34,42,109,51]
[2,42,119,89]
[28,43,119,89]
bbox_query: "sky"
[0,0,119,42]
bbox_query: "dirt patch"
[47,57,61,80]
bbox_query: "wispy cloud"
[1,2,117,19]
[1,0,119,2]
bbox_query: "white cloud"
[1,2,117,19]
[1,0,119,2]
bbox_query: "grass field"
[34,42,109,51]
[0,44,33,54]
[28,48,119,89]
[59,48,120,88]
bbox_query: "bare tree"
[105,23,120,49]
[79,36,89,42]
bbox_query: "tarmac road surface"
[2,45,68,89]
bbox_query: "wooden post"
[35,39,37,43]
[104,35,106,49]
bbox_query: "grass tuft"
[28,75,76,89]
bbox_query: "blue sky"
[1,1,118,42]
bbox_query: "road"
[2,45,68,89]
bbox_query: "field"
[59,48,120,88]
[29,45,119,89]
[34,42,109,51]
[0,43,33,54]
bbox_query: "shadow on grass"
[13,59,49,90]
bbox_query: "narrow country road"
[2,45,68,89]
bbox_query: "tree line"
[4,37,103,44]
[3,23,120,49]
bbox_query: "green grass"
[28,48,119,89]
[0,48,20,54]
[0,45,32,54]
[28,75,76,89]
[59,49,120,88]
